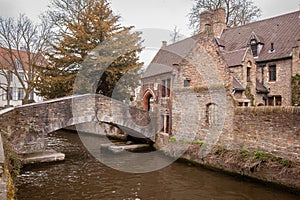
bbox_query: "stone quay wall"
[218,106,300,163]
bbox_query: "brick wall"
[218,107,300,162]
[264,59,293,106]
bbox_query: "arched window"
[143,90,154,111]
[247,61,252,82]
[206,103,217,127]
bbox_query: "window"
[250,39,258,57]
[247,67,251,82]
[8,71,13,83]
[268,96,282,106]
[184,79,191,87]
[143,91,154,111]
[2,89,7,101]
[161,79,171,97]
[275,96,282,106]
[269,65,276,81]
[12,87,18,101]
[206,103,217,127]
[18,88,24,100]
[19,72,25,81]
[29,90,34,100]
[161,115,170,134]
[16,59,23,70]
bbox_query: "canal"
[16,130,298,200]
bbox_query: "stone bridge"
[0,94,157,154]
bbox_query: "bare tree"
[0,14,51,105]
[170,26,182,44]
[189,0,262,32]
[0,62,12,106]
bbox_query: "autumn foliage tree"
[36,0,143,99]
[189,0,262,33]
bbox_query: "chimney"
[162,41,167,48]
[199,8,226,37]
[212,8,226,37]
[199,11,213,34]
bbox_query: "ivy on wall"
[245,86,255,106]
[292,74,300,105]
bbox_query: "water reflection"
[16,130,298,200]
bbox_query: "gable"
[223,48,248,67]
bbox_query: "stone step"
[21,151,65,165]
[106,144,150,153]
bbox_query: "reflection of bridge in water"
[0,94,156,158]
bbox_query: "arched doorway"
[143,90,154,111]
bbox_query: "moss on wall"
[245,86,255,106]
[292,74,300,105]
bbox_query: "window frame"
[246,67,251,82]
[250,39,258,57]
[11,87,18,101]
[18,88,24,100]
[269,65,277,82]
[2,89,7,101]
[161,78,171,97]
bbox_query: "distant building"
[140,8,300,135]
[0,47,44,108]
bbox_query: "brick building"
[219,9,300,106]
[140,8,300,136]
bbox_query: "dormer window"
[250,39,258,57]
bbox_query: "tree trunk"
[22,90,30,105]
[6,85,11,107]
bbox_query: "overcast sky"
[0,0,299,34]
[0,0,299,64]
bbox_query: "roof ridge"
[223,10,299,32]
[163,36,194,48]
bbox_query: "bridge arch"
[0,94,156,154]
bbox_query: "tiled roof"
[220,10,300,62]
[232,75,244,91]
[0,47,46,70]
[256,79,269,93]
[142,63,174,78]
[223,48,248,67]
[142,37,197,78]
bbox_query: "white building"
[0,48,44,108]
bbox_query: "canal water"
[16,130,298,200]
